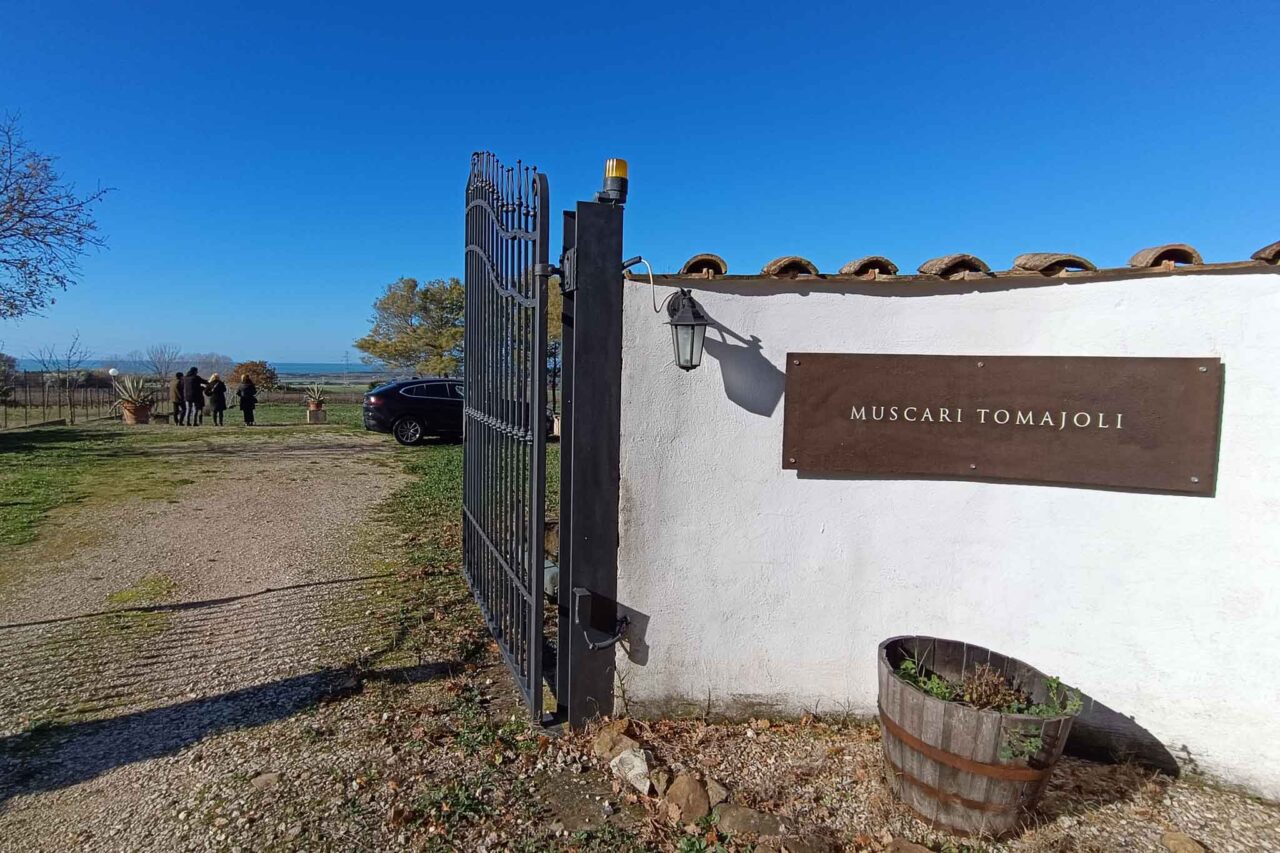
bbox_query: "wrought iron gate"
[463,151,627,726]
[462,152,549,714]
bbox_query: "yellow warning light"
[604,158,629,180]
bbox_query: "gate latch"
[572,587,629,651]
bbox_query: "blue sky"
[2,1,1277,362]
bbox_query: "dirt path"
[0,430,411,850]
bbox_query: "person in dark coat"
[170,372,185,425]
[181,367,207,427]
[235,375,258,425]
[205,373,228,426]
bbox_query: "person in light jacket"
[170,372,185,425]
[181,367,207,427]
[235,375,257,426]
[205,373,228,426]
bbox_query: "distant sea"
[15,359,382,377]
[272,362,381,376]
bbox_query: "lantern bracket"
[572,587,630,651]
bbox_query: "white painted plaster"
[617,270,1280,798]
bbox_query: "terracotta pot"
[121,402,152,425]
[307,401,324,411]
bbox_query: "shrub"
[962,663,1023,710]
[230,360,278,389]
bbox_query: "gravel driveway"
[0,429,409,850]
[3,428,1277,853]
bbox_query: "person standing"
[205,373,228,426]
[181,367,207,427]
[235,374,257,425]
[170,372,185,425]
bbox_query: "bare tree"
[29,332,92,423]
[118,350,148,374]
[142,343,182,384]
[183,351,234,379]
[0,116,111,318]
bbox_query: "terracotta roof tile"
[838,256,898,278]
[1012,252,1097,275]
[1251,241,1280,264]
[918,253,991,279]
[761,256,819,277]
[1129,243,1202,268]
[679,253,728,277]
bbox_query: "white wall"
[616,269,1280,798]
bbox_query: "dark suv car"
[363,378,463,445]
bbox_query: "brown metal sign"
[782,354,1223,494]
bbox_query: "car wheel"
[393,416,425,446]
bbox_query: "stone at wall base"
[305,409,328,424]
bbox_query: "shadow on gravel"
[0,662,457,806]
[0,573,398,630]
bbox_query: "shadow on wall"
[617,603,650,667]
[1068,693,1181,775]
[701,322,785,417]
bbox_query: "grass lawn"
[0,402,366,549]
[0,399,557,555]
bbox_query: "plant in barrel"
[878,635,1084,837]
[111,375,157,425]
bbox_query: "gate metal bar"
[462,152,548,716]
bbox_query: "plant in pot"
[304,384,327,411]
[877,635,1084,838]
[112,375,157,425]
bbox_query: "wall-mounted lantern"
[666,288,709,371]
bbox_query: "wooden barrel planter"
[877,636,1077,837]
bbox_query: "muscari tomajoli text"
[849,405,1124,430]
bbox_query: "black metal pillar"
[558,199,625,727]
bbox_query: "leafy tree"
[355,277,464,377]
[547,277,563,411]
[0,350,16,402]
[547,276,562,346]
[0,116,111,318]
[231,360,278,389]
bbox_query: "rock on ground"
[665,773,710,822]
[1160,831,1207,853]
[714,803,787,837]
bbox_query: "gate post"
[559,193,625,727]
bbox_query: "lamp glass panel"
[673,324,695,368]
[689,324,706,368]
